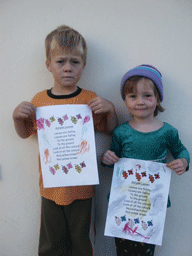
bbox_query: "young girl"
[101,64,190,256]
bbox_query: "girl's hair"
[123,76,165,117]
[45,25,87,65]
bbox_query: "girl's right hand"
[101,150,119,165]
[13,101,36,120]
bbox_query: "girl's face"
[125,78,159,121]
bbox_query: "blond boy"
[13,25,117,256]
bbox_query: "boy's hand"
[13,101,36,120]
[101,150,119,165]
[166,158,188,175]
[88,97,115,114]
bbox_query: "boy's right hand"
[101,150,119,165]
[13,101,36,120]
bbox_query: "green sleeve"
[167,128,190,170]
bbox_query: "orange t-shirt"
[31,87,106,205]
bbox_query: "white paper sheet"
[104,158,171,246]
[36,104,99,188]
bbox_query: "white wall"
[1,0,192,255]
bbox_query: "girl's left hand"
[166,158,188,175]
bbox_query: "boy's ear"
[46,60,51,72]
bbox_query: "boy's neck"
[51,85,78,96]
[129,117,163,133]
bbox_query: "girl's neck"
[129,117,163,133]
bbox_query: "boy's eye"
[71,60,80,64]
[144,94,152,97]
[57,60,64,64]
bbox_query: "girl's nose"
[137,97,144,104]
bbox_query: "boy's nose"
[63,62,72,71]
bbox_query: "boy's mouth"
[62,76,73,79]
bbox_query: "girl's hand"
[13,101,36,120]
[88,97,115,114]
[101,150,119,165]
[166,158,188,175]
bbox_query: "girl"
[101,64,190,256]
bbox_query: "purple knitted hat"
[120,64,163,101]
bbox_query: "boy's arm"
[88,97,118,134]
[13,101,36,139]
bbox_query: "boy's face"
[46,47,84,93]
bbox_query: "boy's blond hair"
[45,25,87,65]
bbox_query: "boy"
[13,25,117,256]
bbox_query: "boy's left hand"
[166,158,188,175]
[88,97,115,114]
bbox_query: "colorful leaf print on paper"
[49,167,56,175]
[147,220,153,227]
[141,171,147,177]
[80,161,86,168]
[121,215,126,222]
[75,165,82,173]
[76,114,82,119]
[54,164,60,170]
[115,216,121,226]
[36,118,44,131]
[154,173,160,179]
[62,166,68,174]
[71,116,77,124]
[136,172,141,181]
[63,114,68,121]
[136,164,141,170]
[128,169,133,175]
[141,221,148,230]
[149,175,155,183]
[81,126,87,138]
[45,119,51,127]
[78,140,90,155]
[44,149,51,164]
[122,171,128,179]
[67,162,73,169]
[49,116,55,122]
[83,115,90,125]
[58,118,64,125]
[128,219,135,229]
[134,218,140,224]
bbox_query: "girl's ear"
[157,98,161,106]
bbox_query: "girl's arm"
[101,150,119,165]
[167,127,190,174]
[166,158,188,175]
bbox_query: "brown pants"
[115,238,155,256]
[38,197,93,256]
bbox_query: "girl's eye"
[57,60,64,64]
[145,94,152,97]
[129,94,136,98]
